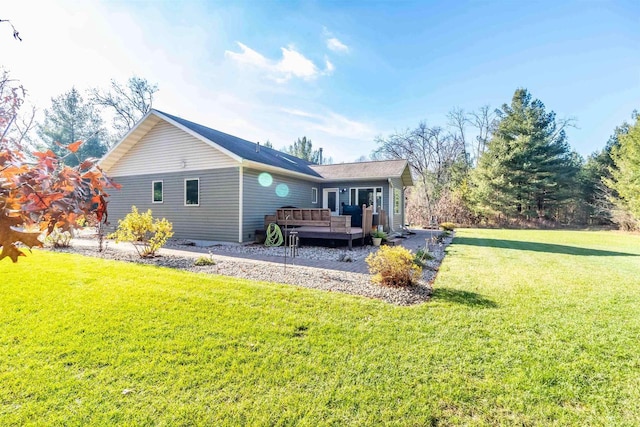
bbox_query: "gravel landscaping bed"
[50,230,452,306]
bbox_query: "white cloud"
[325,57,335,74]
[326,37,349,53]
[224,42,271,69]
[225,42,329,82]
[281,108,376,141]
[323,27,349,53]
[276,47,319,80]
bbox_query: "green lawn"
[2,229,640,426]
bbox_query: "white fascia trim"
[239,166,244,243]
[153,110,243,163]
[320,176,401,183]
[242,160,324,182]
[98,110,156,170]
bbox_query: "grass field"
[1,229,640,426]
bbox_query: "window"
[349,187,383,211]
[185,178,199,206]
[394,188,401,214]
[312,187,318,204]
[152,181,163,203]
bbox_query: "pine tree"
[472,89,578,220]
[37,88,108,166]
[607,114,640,219]
[285,136,328,164]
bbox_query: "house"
[99,110,414,243]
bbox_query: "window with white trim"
[152,181,163,203]
[312,187,318,204]
[185,178,199,206]
[349,187,383,212]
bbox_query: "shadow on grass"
[431,288,498,308]
[454,237,637,257]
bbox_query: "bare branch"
[0,19,22,41]
[90,76,158,139]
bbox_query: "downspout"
[239,165,244,243]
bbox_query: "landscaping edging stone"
[50,230,453,306]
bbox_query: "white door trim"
[323,188,339,215]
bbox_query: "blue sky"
[4,0,639,162]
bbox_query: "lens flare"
[258,172,273,187]
[275,183,290,197]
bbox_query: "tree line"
[6,69,158,167]
[6,61,639,231]
[374,88,640,230]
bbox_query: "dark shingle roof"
[156,110,322,178]
[310,159,409,181]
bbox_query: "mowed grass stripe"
[1,229,640,426]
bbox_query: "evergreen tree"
[607,114,640,219]
[577,113,637,225]
[284,136,328,164]
[472,89,578,220]
[37,88,108,166]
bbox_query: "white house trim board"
[322,188,339,215]
[239,166,243,243]
[242,160,324,183]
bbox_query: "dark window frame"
[184,178,200,206]
[152,180,163,203]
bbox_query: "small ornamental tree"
[1,71,119,262]
[109,206,174,258]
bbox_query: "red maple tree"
[1,72,119,262]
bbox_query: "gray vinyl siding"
[322,180,390,214]
[242,168,317,242]
[108,167,240,241]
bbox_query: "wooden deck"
[262,205,374,250]
[284,226,366,249]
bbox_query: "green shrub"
[45,228,72,248]
[440,222,456,231]
[108,206,174,258]
[366,246,422,287]
[414,248,434,267]
[371,229,387,239]
[194,254,216,266]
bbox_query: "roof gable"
[100,110,412,185]
[155,110,322,178]
[310,160,414,186]
[100,110,322,178]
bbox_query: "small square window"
[152,181,163,203]
[185,178,199,206]
[312,187,318,204]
